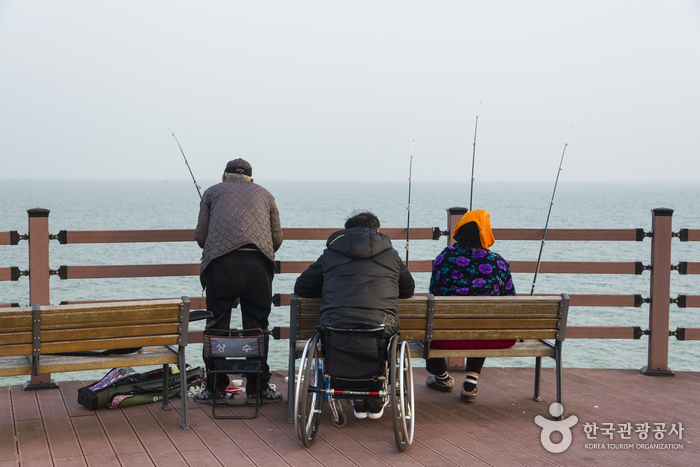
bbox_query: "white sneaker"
[352,400,368,419]
[367,399,389,419]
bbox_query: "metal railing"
[2,206,698,384]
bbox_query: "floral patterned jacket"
[429,243,515,296]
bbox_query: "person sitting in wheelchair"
[294,211,415,418]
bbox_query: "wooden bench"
[0,297,192,429]
[287,293,570,421]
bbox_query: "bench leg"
[555,342,563,420]
[533,357,542,402]
[179,346,189,429]
[162,364,171,411]
[288,338,296,424]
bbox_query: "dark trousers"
[426,357,485,375]
[204,249,274,393]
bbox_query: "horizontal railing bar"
[57,227,441,244]
[680,328,700,340]
[492,228,643,241]
[45,293,645,309]
[272,293,643,308]
[681,295,700,308]
[549,326,639,339]
[57,260,646,279]
[0,268,13,282]
[60,297,207,310]
[684,262,700,274]
[62,229,194,243]
[510,261,640,274]
[54,227,646,244]
[685,229,700,242]
[58,264,200,279]
[0,232,15,246]
[283,227,440,240]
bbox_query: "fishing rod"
[530,126,572,296]
[405,140,414,268]
[469,102,481,211]
[168,128,202,199]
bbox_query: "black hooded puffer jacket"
[293,227,415,336]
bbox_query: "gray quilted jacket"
[194,178,283,287]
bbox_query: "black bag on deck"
[77,366,204,410]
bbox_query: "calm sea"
[1,179,698,385]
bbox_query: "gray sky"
[1,0,699,183]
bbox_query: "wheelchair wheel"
[390,337,414,451]
[295,334,324,447]
[331,410,347,428]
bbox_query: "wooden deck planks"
[36,388,86,465]
[2,368,699,466]
[15,419,53,467]
[120,404,189,467]
[0,386,17,467]
[71,415,120,467]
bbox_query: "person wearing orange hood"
[425,209,516,402]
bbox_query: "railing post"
[446,207,468,370]
[641,208,674,376]
[27,208,53,386]
[447,207,468,247]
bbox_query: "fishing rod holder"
[673,228,689,241]
[10,267,29,281]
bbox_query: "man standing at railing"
[194,158,284,405]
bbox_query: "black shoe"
[426,375,454,392]
[245,385,283,405]
[194,387,227,405]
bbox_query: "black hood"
[326,227,393,260]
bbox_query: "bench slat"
[400,329,558,341]
[0,346,180,377]
[406,340,556,358]
[400,318,559,330]
[0,323,180,346]
[0,335,180,358]
[0,308,182,333]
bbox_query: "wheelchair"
[294,326,415,452]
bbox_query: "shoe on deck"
[426,375,454,392]
[352,400,368,419]
[245,385,283,405]
[460,382,478,402]
[194,388,227,406]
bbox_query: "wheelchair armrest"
[189,309,214,322]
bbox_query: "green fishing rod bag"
[78,365,204,410]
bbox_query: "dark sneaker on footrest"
[245,385,283,405]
